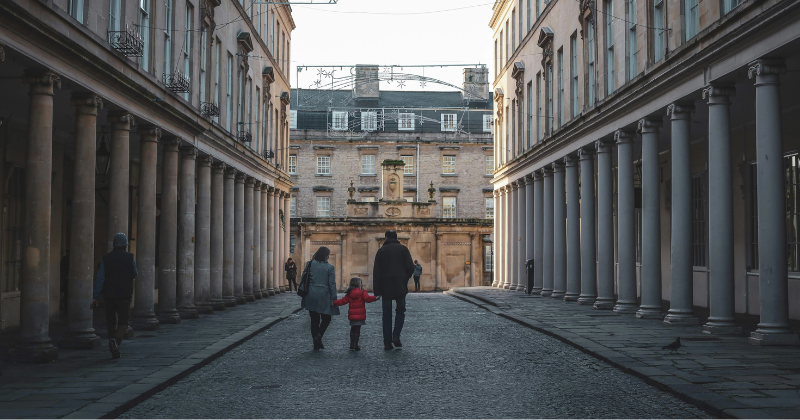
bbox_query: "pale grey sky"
[289,0,495,92]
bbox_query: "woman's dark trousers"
[382,296,406,340]
[309,311,331,339]
[287,277,298,291]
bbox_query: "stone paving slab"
[447,287,800,419]
[0,293,301,419]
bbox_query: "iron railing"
[237,130,252,144]
[108,25,145,57]
[163,71,190,93]
[200,101,220,117]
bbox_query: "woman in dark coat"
[300,246,340,350]
[285,258,298,292]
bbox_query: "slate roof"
[291,89,493,110]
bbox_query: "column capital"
[564,153,579,166]
[137,125,162,142]
[108,110,136,128]
[245,176,255,186]
[552,160,565,172]
[504,184,513,193]
[515,178,525,188]
[70,93,104,115]
[702,84,736,104]
[163,137,181,149]
[542,166,553,177]
[224,166,237,177]
[235,172,246,182]
[254,180,262,188]
[666,101,695,120]
[533,169,544,180]
[272,188,282,197]
[493,189,501,197]
[637,117,663,134]
[748,58,785,80]
[285,193,292,199]
[579,146,595,159]
[198,155,213,167]
[524,173,534,184]
[180,146,198,158]
[212,161,226,172]
[510,181,519,190]
[595,140,613,154]
[23,69,61,90]
[614,130,635,144]
[261,183,271,191]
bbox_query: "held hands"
[90,300,98,310]
[376,296,381,300]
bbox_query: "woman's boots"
[349,331,361,351]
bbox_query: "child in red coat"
[333,277,380,351]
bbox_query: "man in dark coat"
[373,230,415,350]
[91,233,137,359]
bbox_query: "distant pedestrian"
[333,277,380,351]
[91,233,137,360]
[412,260,422,292]
[285,258,298,292]
[300,246,339,350]
[373,230,415,350]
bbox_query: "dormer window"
[332,111,348,131]
[399,113,415,131]
[441,114,457,132]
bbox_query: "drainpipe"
[416,143,420,202]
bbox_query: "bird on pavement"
[662,337,681,352]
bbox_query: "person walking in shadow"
[300,246,339,350]
[91,233,137,359]
[285,258,298,292]
[412,260,422,292]
[373,230,415,350]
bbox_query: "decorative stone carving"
[428,181,436,202]
[637,117,663,133]
[354,207,368,215]
[23,69,61,89]
[347,180,356,201]
[614,130,635,144]
[385,207,401,217]
[747,59,786,79]
[417,207,431,216]
[666,101,695,120]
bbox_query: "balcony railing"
[108,25,144,57]
[163,71,190,93]
[201,101,220,118]
[237,130,252,144]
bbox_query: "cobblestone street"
[122,293,708,418]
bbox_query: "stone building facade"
[490,0,800,344]
[0,0,294,361]
[289,67,495,290]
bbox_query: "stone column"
[503,185,513,289]
[532,171,544,295]
[701,85,740,333]
[223,167,236,307]
[234,172,246,304]
[253,181,262,299]
[156,138,181,324]
[195,155,214,314]
[595,140,615,310]
[59,93,103,350]
[266,187,276,295]
[748,59,798,345]
[106,111,134,251]
[524,175,534,293]
[509,183,520,290]
[130,126,161,330]
[552,161,567,299]
[273,189,284,292]
[516,179,527,291]
[564,154,581,301]
[284,194,291,290]
[578,147,597,305]
[209,162,226,311]
[243,177,255,301]
[492,190,502,287]
[260,184,274,298]
[542,167,554,297]
[177,146,198,319]
[636,118,664,318]
[615,130,638,313]
[15,70,60,361]
[664,102,699,325]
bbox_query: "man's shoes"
[384,339,394,350]
[313,334,322,351]
[392,336,402,348]
[109,339,121,359]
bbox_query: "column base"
[502,284,511,289]
[254,291,263,299]
[261,289,270,297]
[130,314,160,330]
[749,331,800,346]
[196,304,214,315]
[635,308,664,319]
[210,300,226,311]
[663,313,700,325]
[156,311,182,324]
[613,302,639,314]
[223,297,237,307]
[491,281,500,288]
[563,293,580,302]
[245,294,256,302]
[593,298,614,309]
[235,296,247,304]
[540,289,553,297]
[703,323,742,336]
[268,289,276,296]
[551,291,565,299]
[8,341,58,363]
[177,307,200,319]
[58,331,101,349]
[279,286,286,292]
[508,284,519,291]
[577,295,596,305]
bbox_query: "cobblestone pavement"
[0,293,300,419]
[447,287,800,419]
[122,293,708,419]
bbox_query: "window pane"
[485,197,494,218]
[290,196,296,217]
[443,197,457,218]
[401,155,414,174]
[485,155,494,175]
[288,155,297,174]
[361,155,376,175]
[317,156,331,175]
[316,197,331,217]
[442,156,456,174]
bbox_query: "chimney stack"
[353,65,380,99]
[462,67,490,101]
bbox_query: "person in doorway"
[412,260,422,292]
[91,233,137,360]
[300,246,339,350]
[285,258,298,292]
[333,277,380,351]
[373,230,415,350]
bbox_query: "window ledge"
[441,174,458,177]
[483,174,493,178]
[315,174,332,177]
[360,174,377,177]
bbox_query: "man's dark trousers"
[105,298,131,344]
[413,276,420,291]
[382,296,406,339]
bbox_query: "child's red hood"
[347,288,366,299]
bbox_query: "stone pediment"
[537,27,554,48]
[237,32,254,53]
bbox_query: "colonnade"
[11,69,292,362]
[492,58,799,346]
